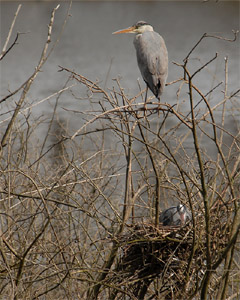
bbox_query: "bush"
[0,4,239,300]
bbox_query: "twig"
[0,4,22,60]
[0,5,60,153]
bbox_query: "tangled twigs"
[108,214,234,299]
[0,5,60,153]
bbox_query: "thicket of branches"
[0,4,239,300]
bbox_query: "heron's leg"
[144,86,148,117]
[158,96,161,116]
[144,86,148,106]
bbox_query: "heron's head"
[177,204,186,215]
[112,21,153,35]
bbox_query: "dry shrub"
[0,4,239,300]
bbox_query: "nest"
[110,223,195,299]
[107,216,232,300]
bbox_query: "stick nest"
[109,220,231,299]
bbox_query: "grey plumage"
[159,204,192,226]
[133,27,168,99]
[113,21,168,100]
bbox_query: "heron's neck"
[180,213,185,224]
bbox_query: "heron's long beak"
[112,26,135,34]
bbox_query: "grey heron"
[159,204,192,226]
[113,21,168,103]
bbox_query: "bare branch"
[0,4,22,59]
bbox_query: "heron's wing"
[147,32,168,77]
[159,206,177,225]
[172,211,182,225]
[134,32,168,96]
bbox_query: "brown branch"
[0,32,20,61]
[191,52,218,78]
[0,4,22,60]
[184,30,239,63]
[184,66,211,300]
[0,5,60,153]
